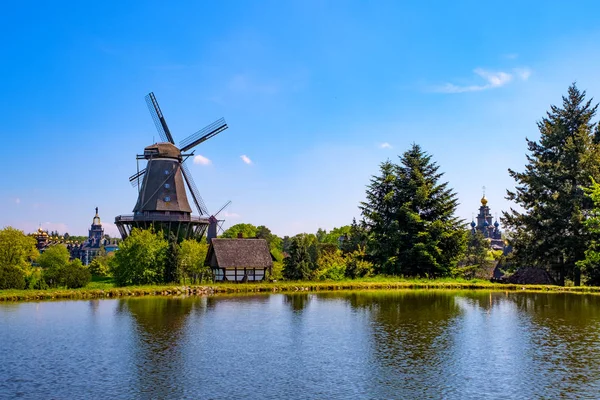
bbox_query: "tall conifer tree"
[360,144,465,277]
[503,84,600,285]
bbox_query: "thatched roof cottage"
[206,238,273,282]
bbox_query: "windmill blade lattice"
[129,168,147,187]
[145,92,175,144]
[180,118,228,152]
[181,162,209,216]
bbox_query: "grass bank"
[4,277,600,302]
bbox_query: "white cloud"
[379,142,393,149]
[15,198,20,204]
[223,211,241,218]
[240,155,252,165]
[433,67,531,93]
[504,53,519,60]
[474,68,513,87]
[514,67,532,81]
[193,155,212,165]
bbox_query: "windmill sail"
[145,92,175,144]
[180,118,228,152]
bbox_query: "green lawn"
[3,276,600,302]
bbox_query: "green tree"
[256,225,284,258]
[360,144,465,277]
[221,223,258,239]
[178,239,210,283]
[453,231,492,279]
[577,179,600,285]
[164,233,180,284]
[340,218,368,254]
[504,84,600,285]
[0,227,38,267]
[314,247,347,280]
[0,227,38,289]
[88,254,112,277]
[61,259,91,288]
[316,226,353,247]
[344,246,374,279]
[283,234,318,280]
[110,228,168,286]
[38,245,70,270]
[39,245,70,288]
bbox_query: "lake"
[2,290,600,399]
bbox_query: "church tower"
[470,191,504,250]
[88,207,104,248]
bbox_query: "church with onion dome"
[470,193,505,251]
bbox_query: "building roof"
[206,238,273,269]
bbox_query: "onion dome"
[481,195,488,206]
[494,220,500,228]
[470,220,476,228]
[484,221,489,227]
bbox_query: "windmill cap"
[144,142,182,160]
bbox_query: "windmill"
[115,92,228,242]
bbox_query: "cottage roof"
[207,238,273,268]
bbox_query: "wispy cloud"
[514,67,532,80]
[193,155,212,165]
[504,53,519,60]
[223,211,241,218]
[15,198,20,205]
[240,155,252,165]
[379,142,392,149]
[433,67,531,93]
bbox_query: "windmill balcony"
[115,213,211,223]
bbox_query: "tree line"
[2,83,600,288]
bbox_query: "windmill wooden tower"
[115,92,228,241]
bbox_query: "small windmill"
[115,92,228,242]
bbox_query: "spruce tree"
[503,84,600,285]
[360,144,465,277]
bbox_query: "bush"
[315,249,346,281]
[89,256,111,277]
[44,258,91,289]
[269,261,284,281]
[111,228,168,286]
[0,264,26,290]
[62,259,91,288]
[344,247,374,278]
[25,267,48,290]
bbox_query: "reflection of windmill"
[115,92,228,241]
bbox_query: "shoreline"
[3,279,600,302]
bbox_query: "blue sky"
[2,0,600,237]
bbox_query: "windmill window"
[165,183,170,189]
[164,196,171,202]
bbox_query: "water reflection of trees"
[339,291,461,397]
[117,297,196,399]
[282,293,311,312]
[507,292,600,396]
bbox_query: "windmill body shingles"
[208,239,273,269]
[133,144,192,214]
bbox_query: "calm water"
[2,291,600,399]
